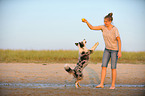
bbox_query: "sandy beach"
[0,63,145,96]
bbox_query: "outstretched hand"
[82,18,87,23]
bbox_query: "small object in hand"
[82,18,85,22]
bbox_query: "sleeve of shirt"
[100,25,104,32]
[115,28,120,37]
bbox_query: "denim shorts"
[102,48,118,69]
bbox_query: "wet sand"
[0,63,145,96]
[0,87,145,96]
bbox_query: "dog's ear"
[75,43,78,46]
[84,39,87,43]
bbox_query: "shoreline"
[1,82,144,88]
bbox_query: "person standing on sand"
[82,13,122,89]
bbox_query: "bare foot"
[96,84,104,88]
[109,86,115,89]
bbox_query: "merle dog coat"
[65,50,93,80]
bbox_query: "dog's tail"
[64,64,73,74]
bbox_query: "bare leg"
[109,69,116,89]
[96,67,107,88]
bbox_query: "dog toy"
[82,18,85,22]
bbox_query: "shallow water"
[0,83,144,88]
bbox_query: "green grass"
[0,49,145,64]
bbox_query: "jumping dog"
[64,39,99,88]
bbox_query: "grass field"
[0,49,145,64]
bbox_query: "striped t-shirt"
[101,25,120,50]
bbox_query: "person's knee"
[111,69,116,71]
[102,67,107,70]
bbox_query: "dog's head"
[75,39,87,48]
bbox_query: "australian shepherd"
[64,39,99,88]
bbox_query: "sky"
[0,0,145,51]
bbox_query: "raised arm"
[82,18,102,30]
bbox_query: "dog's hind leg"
[77,82,82,88]
[75,80,82,88]
[75,82,78,88]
